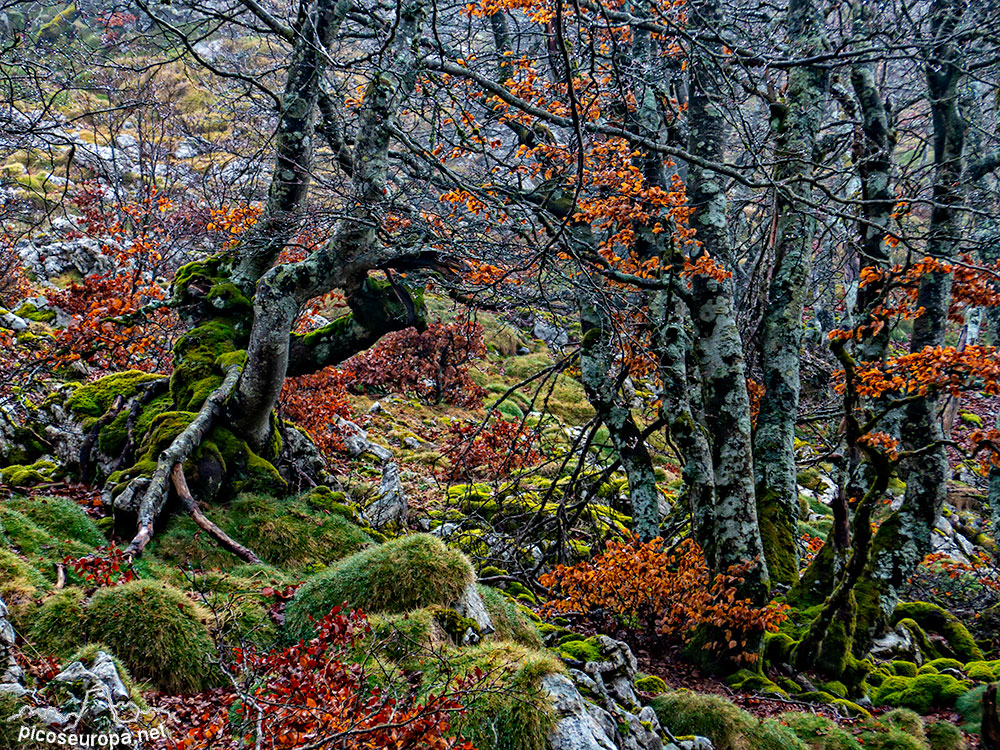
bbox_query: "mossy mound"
[420,642,562,750]
[0,503,93,563]
[649,691,755,750]
[925,720,967,750]
[881,708,925,738]
[477,584,543,648]
[0,458,62,487]
[150,492,372,571]
[0,548,48,629]
[284,534,475,641]
[743,719,809,750]
[5,495,105,548]
[872,672,970,713]
[726,667,788,696]
[30,588,86,658]
[780,712,862,750]
[84,580,219,693]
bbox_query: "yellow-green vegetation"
[925,720,967,750]
[421,642,562,750]
[150,492,372,571]
[84,580,219,694]
[30,589,86,658]
[0,459,62,487]
[872,671,970,713]
[648,691,755,750]
[477,584,543,648]
[4,495,105,548]
[284,533,475,640]
[892,602,983,662]
[779,712,862,750]
[634,674,668,694]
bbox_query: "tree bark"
[754,0,829,587]
[686,0,769,601]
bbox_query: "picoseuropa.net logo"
[15,722,169,747]
[7,691,171,748]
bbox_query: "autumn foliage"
[172,608,478,750]
[344,321,487,407]
[442,417,542,481]
[540,537,788,662]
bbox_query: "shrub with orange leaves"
[540,537,788,662]
[171,607,478,750]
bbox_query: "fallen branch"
[171,464,262,564]
[124,364,242,559]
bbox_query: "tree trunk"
[848,0,966,654]
[686,0,769,601]
[754,0,829,587]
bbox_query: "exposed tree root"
[171,464,261,564]
[123,364,242,559]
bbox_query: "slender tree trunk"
[850,0,966,653]
[754,0,829,586]
[579,302,663,540]
[686,0,769,601]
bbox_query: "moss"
[6,495,105,548]
[926,658,964,673]
[14,302,56,323]
[649,691,755,750]
[963,660,995,681]
[285,534,475,641]
[744,719,809,750]
[727,668,787,696]
[780,712,862,750]
[856,724,928,750]
[881,708,925,739]
[872,672,970,713]
[757,490,800,587]
[29,588,86,658]
[893,661,919,678]
[151,493,371,571]
[635,674,668,694]
[367,608,445,664]
[793,691,871,717]
[477,585,543,648]
[559,636,604,663]
[0,548,48,622]
[893,602,983,662]
[924,720,966,750]
[85,580,220,694]
[764,631,796,664]
[955,684,985,734]
[421,642,561,750]
[0,459,61,487]
[65,370,163,417]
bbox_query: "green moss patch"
[65,370,164,418]
[29,588,86,658]
[872,672,970,713]
[5,495,105,548]
[893,602,982,662]
[150,492,372,571]
[478,584,543,648]
[84,580,219,694]
[284,534,475,641]
[649,691,755,750]
[420,642,562,750]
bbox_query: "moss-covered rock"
[872,672,970,713]
[85,580,219,693]
[743,719,809,750]
[924,720,966,750]
[65,370,163,418]
[0,459,61,487]
[893,602,982,662]
[634,674,668,694]
[881,708,925,739]
[284,534,475,640]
